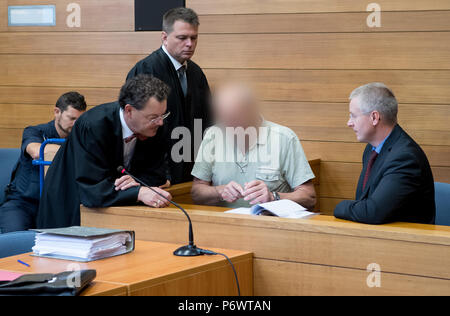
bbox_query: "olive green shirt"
[192,120,315,208]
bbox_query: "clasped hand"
[115,175,172,208]
[220,180,273,205]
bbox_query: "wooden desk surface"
[81,204,450,295]
[0,240,253,296]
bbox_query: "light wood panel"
[0,104,95,129]
[2,59,450,105]
[261,102,450,134]
[188,0,450,14]
[2,32,450,70]
[261,101,450,146]
[0,104,54,128]
[0,32,160,54]
[301,141,450,167]
[320,161,450,199]
[254,258,450,296]
[0,128,22,147]
[5,0,134,32]
[205,69,450,105]
[0,55,143,87]
[196,33,450,70]
[319,197,343,215]
[81,282,128,296]
[200,11,450,33]
[0,0,6,32]
[0,86,118,106]
[81,205,450,295]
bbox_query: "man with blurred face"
[127,7,212,185]
[191,84,317,210]
[0,92,86,233]
[37,75,173,229]
[334,82,435,224]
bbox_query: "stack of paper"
[31,227,134,262]
[225,199,317,219]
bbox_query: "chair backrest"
[43,144,61,176]
[0,148,21,204]
[0,231,36,259]
[435,182,450,226]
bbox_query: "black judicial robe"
[36,102,167,229]
[126,48,212,184]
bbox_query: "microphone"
[117,166,203,257]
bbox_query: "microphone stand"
[117,166,203,257]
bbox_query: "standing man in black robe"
[37,75,173,229]
[127,7,212,185]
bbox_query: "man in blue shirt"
[0,92,87,233]
[334,83,435,224]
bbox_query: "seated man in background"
[37,75,173,229]
[334,83,435,224]
[191,83,316,210]
[0,92,87,233]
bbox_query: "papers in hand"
[225,199,316,219]
[32,226,134,262]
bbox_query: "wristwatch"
[272,191,280,201]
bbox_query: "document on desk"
[225,199,316,219]
[31,226,135,262]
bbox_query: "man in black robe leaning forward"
[37,75,173,229]
[127,7,212,185]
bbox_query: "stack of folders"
[32,226,135,262]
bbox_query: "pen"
[17,260,30,267]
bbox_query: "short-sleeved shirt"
[191,120,315,208]
[8,121,59,202]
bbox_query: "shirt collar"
[119,108,134,140]
[372,131,392,154]
[162,45,187,72]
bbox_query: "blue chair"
[435,182,450,226]
[0,148,21,205]
[0,231,36,258]
[32,138,66,197]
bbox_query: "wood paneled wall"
[1,0,449,214]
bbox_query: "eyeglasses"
[147,112,171,124]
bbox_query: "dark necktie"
[178,65,188,97]
[124,134,136,144]
[362,150,379,190]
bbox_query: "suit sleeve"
[73,120,140,208]
[334,152,422,224]
[21,126,44,157]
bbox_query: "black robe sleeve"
[37,118,139,229]
[74,119,140,208]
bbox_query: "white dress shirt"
[162,45,188,96]
[162,45,186,72]
[119,109,137,169]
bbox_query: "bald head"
[213,83,261,129]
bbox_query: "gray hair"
[349,82,398,125]
[162,7,199,34]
